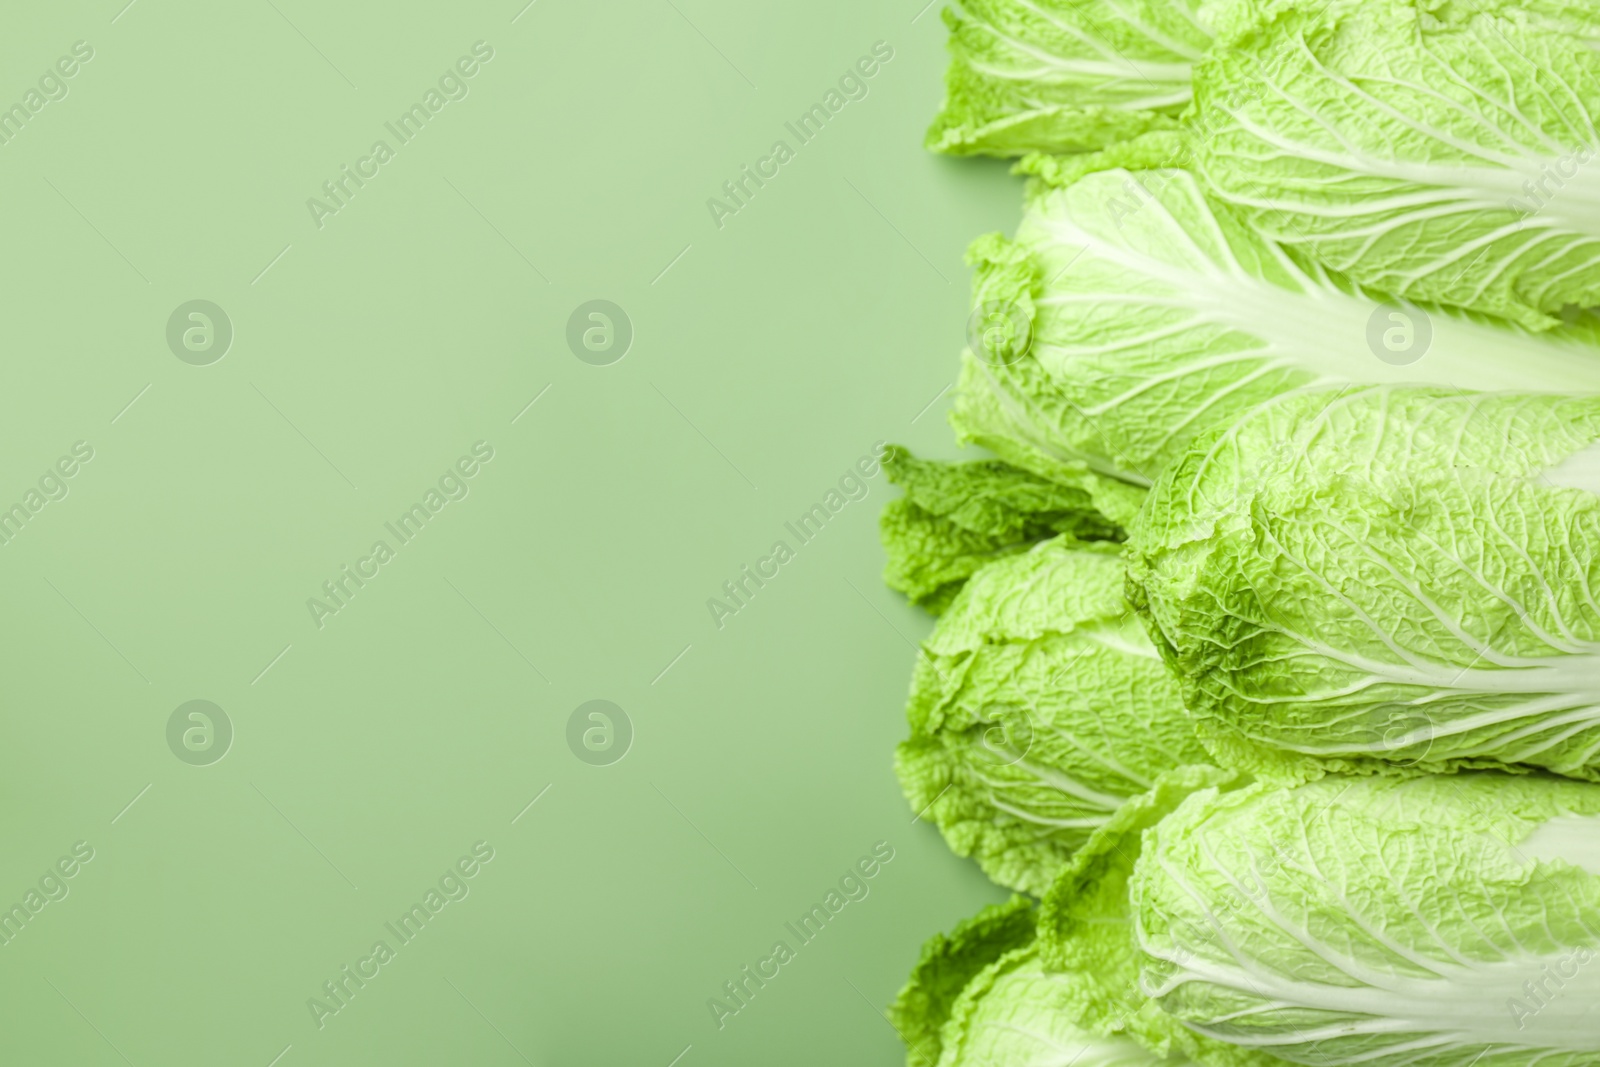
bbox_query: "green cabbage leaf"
[1194,0,1600,329]
[927,0,1210,157]
[889,895,1037,1067]
[878,445,1125,614]
[898,536,1211,894]
[1129,386,1600,783]
[954,138,1600,490]
[1132,773,1600,1066]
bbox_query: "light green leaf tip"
[879,444,1124,613]
[889,895,1037,1067]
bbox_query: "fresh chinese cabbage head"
[1032,764,1249,1065]
[1132,772,1600,1067]
[952,136,1600,491]
[931,944,1205,1067]
[926,0,1211,157]
[896,535,1211,895]
[1193,0,1600,330]
[878,445,1128,614]
[1128,385,1600,783]
[892,884,1215,1067]
[889,895,1038,1067]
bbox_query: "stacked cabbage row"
[882,1,1600,1064]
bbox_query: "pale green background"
[0,1,1028,1063]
